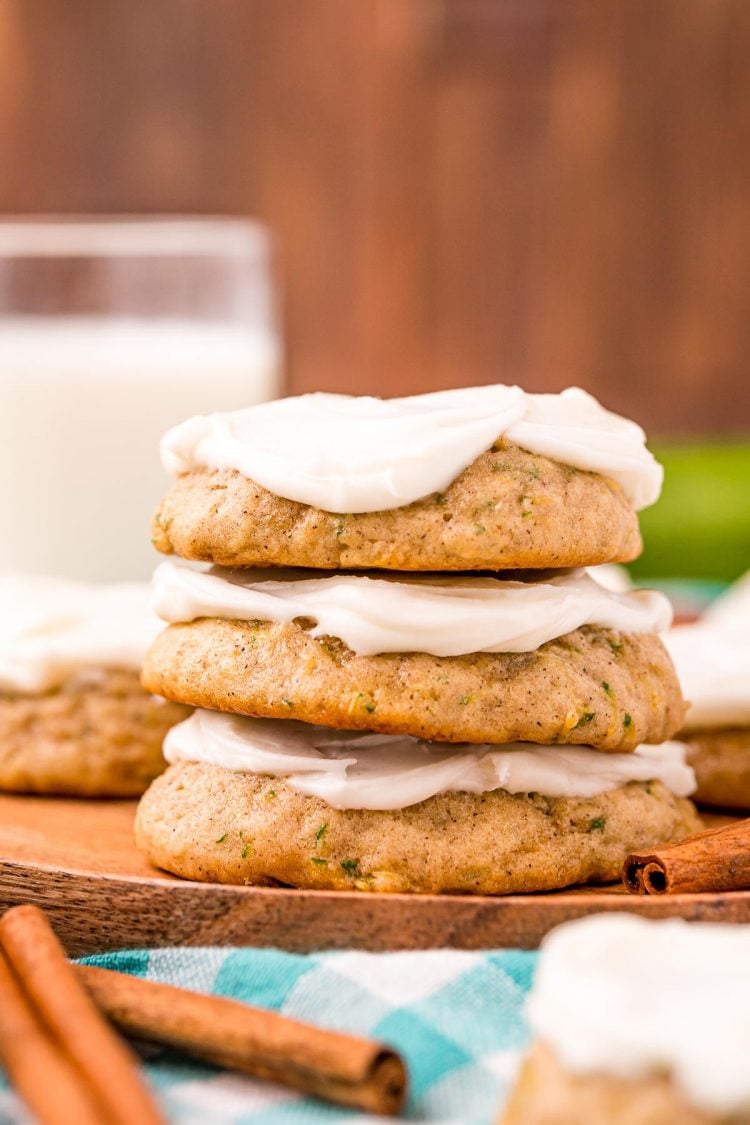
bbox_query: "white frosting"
[705,569,750,626]
[0,574,164,693]
[585,564,633,594]
[161,385,662,512]
[527,915,750,1115]
[665,624,750,729]
[665,573,750,730]
[507,390,661,510]
[164,710,695,810]
[153,563,672,657]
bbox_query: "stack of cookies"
[136,385,699,894]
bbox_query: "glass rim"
[0,215,272,258]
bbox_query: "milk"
[0,317,280,580]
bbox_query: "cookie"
[502,1042,718,1125]
[505,915,749,1123]
[142,619,685,750]
[0,670,190,796]
[135,762,699,894]
[152,441,643,572]
[683,728,750,810]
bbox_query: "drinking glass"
[0,216,282,580]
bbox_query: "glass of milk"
[0,217,282,580]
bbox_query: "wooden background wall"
[0,0,748,434]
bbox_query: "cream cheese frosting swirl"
[0,574,164,694]
[161,385,663,512]
[164,710,694,810]
[153,562,672,657]
[527,915,750,1116]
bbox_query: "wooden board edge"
[3,859,750,957]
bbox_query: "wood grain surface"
[0,795,747,957]
[1,1,748,433]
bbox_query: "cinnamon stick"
[76,963,408,1116]
[0,905,164,1125]
[623,818,750,895]
[0,949,104,1125]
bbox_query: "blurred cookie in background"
[665,570,750,810]
[0,575,190,796]
[502,915,750,1124]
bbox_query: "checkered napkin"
[0,946,537,1124]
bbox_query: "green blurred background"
[632,442,750,583]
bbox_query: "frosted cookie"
[152,386,662,571]
[135,710,699,893]
[143,565,684,750]
[665,581,750,809]
[503,916,750,1124]
[0,575,189,796]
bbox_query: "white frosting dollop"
[153,563,672,657]
[161,385,662,512]
[0,574,164,693]
[665,624,750,730]
[527,915,750,1116]
[664,572,750,730]
[164,710,695,810]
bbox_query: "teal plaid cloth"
[0,947,537,1124]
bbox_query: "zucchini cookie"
[504,915,750,1124]
[143,565,684,750]
[0,574,189,796]
[0,670,189,796]
[154,385,662,571]
[503,1043,723,1125]
[135,711,699,894]
[682,729,750,810]
[153,444,642,572]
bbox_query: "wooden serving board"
[0,794,747,957]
